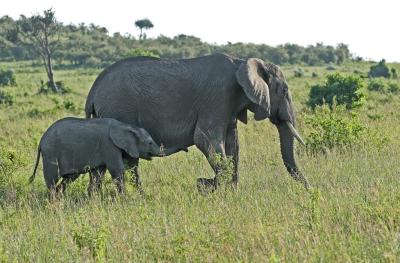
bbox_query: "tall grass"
[0,61,399,261]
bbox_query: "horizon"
[2,0,400,62]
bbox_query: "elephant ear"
[109,124,139,158]
[235,58,270,120]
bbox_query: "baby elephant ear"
[235,58,271,119]
[109,125,139,158]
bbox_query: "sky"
[1,0,399,62]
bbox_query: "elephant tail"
[29,145,41,183]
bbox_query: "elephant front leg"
[194,127,229,193]
[125,157,140,186]
[225,122,239,189]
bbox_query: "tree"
[134,18,153,40]
[18,9,60,92]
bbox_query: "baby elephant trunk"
[154,145,188,157]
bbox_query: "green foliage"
[0,90,14,105]
[0,14,352,66]
[391,68,398,79]
[38,80,71,94]
[0,69,16,86]
[123,48,159,58]
[72,223,108,260]
[308,73,366,109]
[368,59,391,78]
[63,98,76,111]
[0,144,26,186]
[304,104,367,154]
[368,78,400,94]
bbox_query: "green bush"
[72,223,108,260]
[123,48,159,58]
[38,80,71,94]
[368,78,400,94]
[0,69,16,86]
[388,82,400,93]
[391,68,398,79]
[63,99,76,111]
[0,90,14,105]
[308,73,366,109]
[304,104,366,154]
[368,59,390,78]
[0,145,26,186]
[86,56,101,67]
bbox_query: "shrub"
[388,82,400,93]
[86,56,101,67]
[368,59,390,78]
[72,224,108,260]
[0,145,26,186]
[367,78,400,94]
[63,99,76,111]
[38,80,71,94]
[0,69,16,86]
[391,68,398,79]
[308,73,366,109]
[304,104,366,154]
[326,64,336,71]
[0,90,14,105]
[294,68,304,78]
[123,48,159,58]
[312,72,318,78]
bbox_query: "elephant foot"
[197,178,218,194]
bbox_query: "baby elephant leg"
[107,158,125,194]
[126,157,140,187]
[88,167,106,196]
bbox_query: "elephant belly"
[99,106,196,148]
[58,152,103,176]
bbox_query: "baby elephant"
[30,117,180,196]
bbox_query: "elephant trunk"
[154,146,187,157]
[276,122,310,189]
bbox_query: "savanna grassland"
[1,60,400,262]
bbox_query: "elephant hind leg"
[43,159,60,191]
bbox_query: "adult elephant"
[85,54,310,191]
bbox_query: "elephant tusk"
[285,121,306,146]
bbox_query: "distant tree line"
[0,14,352,67]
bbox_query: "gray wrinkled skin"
[85,54,310,191]
[30,117,182,195]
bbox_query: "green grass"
[1,61,400,261]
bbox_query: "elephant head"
[109,125,162,160]
[236,58,310,189]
